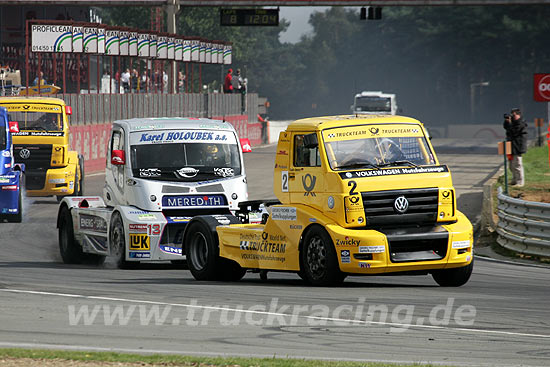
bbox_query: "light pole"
[470,81,490,123]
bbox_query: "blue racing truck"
[0,106,24,222]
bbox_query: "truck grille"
[25,169,47,190]
[13,144,52,169]
[362,188,439,226]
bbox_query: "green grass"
[0,348,453,367]
[496,144,550,195]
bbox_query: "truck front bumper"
[26,166,76,197]
[327,211,473,275]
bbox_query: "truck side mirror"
[8,121,19,133]
[111,149,126,165]
[303,133,318,149]
[65,106,72,115]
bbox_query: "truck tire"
[184,220,220,280]
[301,226,345,286]
[431,259,474,287]
[58,206,84,263]
[220,258,246,281]
[110,212,137,269]
[7,189,22,223]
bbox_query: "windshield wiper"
[377,160,419,168]
[337,161,379,170]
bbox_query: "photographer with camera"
[503,108,528,187]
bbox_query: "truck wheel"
[71,160,82,197]
[110,213,137,269]
[220,258,246,281]
[301,226,345,286]
[77,154,85,196]
[58,206,83,264]
[432,259,474,287]
[82,253,106,266]
[184,221,221,280]
[7,189,22,223]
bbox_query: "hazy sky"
[279,7,329,43]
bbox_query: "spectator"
[33,71,46,86]
[121,68,130,93]
[130,69,138,93]
[503,108,528,187]
[178,71,186,93]
[162,70,168,93]
[223,68,233,93]
[140,71,148,93]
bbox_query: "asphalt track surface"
[1,139,549,367]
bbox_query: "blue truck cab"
[0,106,24,222]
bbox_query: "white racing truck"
[57,117,248,268]
[351,91,397,115]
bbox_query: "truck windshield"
[7,111,62,132]
[130,142,242,182]
[355,96,391,112]
[325,135,435,170]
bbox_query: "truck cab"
[57,117,248,267]
[352,91,397,115]
[0,106,24,222]
[0,97,83,199]
[184,115,473,286]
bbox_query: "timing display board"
[220,9,279,26]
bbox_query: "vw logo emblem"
[19,148,31,159]
[394,196,409,214]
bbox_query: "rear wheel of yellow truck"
[301,226,345,286]
[431,258,474,287]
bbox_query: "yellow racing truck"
[182,115,474,286]
[0,97,83,199]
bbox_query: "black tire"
[71,161,81,197]
[300,226,345,286]
[432,258,474,287]
[58,205,84,263]
[184,220,222,280]
[82,253,107,266]
[219,258,246,281]
[110,212,137,269]
[170,260,188,269]
[77,155,84,196]
[7,189,22,223]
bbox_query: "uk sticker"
[340,250,351,264]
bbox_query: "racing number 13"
[148,224,161,235]
[281,171,289,192]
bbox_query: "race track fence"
[496,187,550,257]
[60,92,259,125]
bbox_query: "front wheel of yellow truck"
[431,258,474,287]
[301,226,346,286]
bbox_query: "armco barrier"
[496,187,550,257]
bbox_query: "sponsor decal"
[138,214,156,221]
[140,168,161,178]
[129,252,151,259]
[136,131,230,144]
[160,245,183,255]
[69,181,74,190]
[452,240,470,249]
[214,215,231,225]
[369,127,380,135]
[213,167,234,177]
[309,218,317,222]
[359,262,371,269]
[12,131,64,137]
[79,214,107,233]
[359,245,385,253]
[290,224,302,230]
[2,151,10,157]
[4,164,10,168]
[277,150,288,155]
[339,165,449,179]
[302,174,316,197]
[176,167,199,178]
[442,190,451,198]
[166,216,192,223]
[129,223,148,233]
[327,196,335,209]
[0,178,9,183]
[129,233,150,251]
[336,237,361,246]
[239,240,287,254]
[128,210,148,215]
[4,104,61,112]
[49,178,65,184]
[271,207,297,221]
[340,250,351,264]
[162,194,227,208]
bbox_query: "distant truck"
[0,106,24,222]
[0,97,83,200]
[57,117,248,267]
[351,91,397,115]
[182,114,473,287]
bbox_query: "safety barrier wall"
[496,187,550,257]
[63,92,261,172]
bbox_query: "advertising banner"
[119,29,129,56]
[137,32,149,57]
[129,30,138,56]
[105,29,119,55]
[191,39,200,62]
[199,40,206,63]
[167,36,175,60]
[183,39,192,62]
[223,44,232,65]
[149,33,157,58]
[72,25,83,53]
[83,26,98,53]
[97,26,106,54]
[175,37,183,60]
[157,34,167,59]
[31,24,73,53]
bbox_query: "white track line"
[1,288,549,339]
